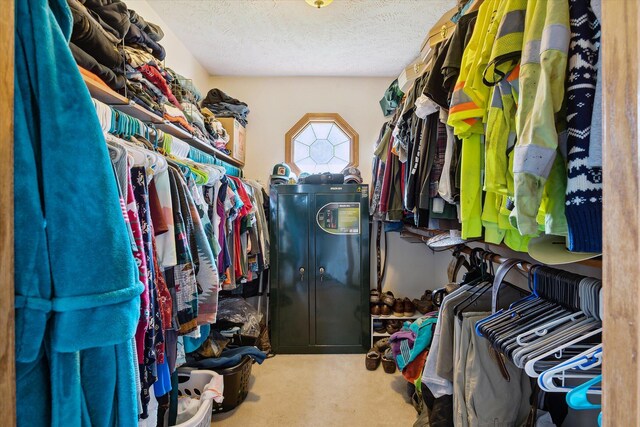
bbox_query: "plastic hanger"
[538,345,602,394]
[516,312,587,346]
[566,375,602,410]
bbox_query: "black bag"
[302,172,344,185]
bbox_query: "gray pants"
[454,312,533,427]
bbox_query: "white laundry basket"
[174,370,219,427]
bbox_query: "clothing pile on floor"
[67,0,239,152]
[183,297,270,370]
[371,0,603,254]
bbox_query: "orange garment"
[78,66,110,91]
[402,349,429,383]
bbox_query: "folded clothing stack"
[67,0,239,151]
[67,0,166,91]
[201,88,250,127]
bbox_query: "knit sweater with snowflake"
[565,0,602,252]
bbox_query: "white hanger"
[538,344,602,394]
[512,318,600,368]
[516,311,587,346]
[523,326,603,376]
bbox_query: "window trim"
[285,113,359,175]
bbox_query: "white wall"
[373,231,453,298]
[125,0,210,91]
[207,76,391,186]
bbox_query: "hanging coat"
[14,0,142,425]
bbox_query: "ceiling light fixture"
[305,0,333,8]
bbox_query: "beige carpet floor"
[211,354,418,427]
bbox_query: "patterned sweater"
[564,0,602,252]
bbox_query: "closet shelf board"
[83,76,244,168]
[116,102,164,124]
[372,332,391,337]
[83,77,128,105]
[371,312,421,320]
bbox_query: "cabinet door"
[276,193,311,347]
[313,193,363,346]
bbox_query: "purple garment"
[389,330,416,362]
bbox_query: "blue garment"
[153,360,172,398]
[14,0,142,425]
[185,346,267,369]
[183,324,211,353]
[395,316,438,371]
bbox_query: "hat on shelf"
[527,234,601,265]
[341,166,363,184]
[427,230,476,250]
[270,163,291,185]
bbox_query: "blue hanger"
[566,375,602,410]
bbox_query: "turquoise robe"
[14,0,143,425]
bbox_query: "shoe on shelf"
[403,298,416,317]
[386,320,402,335]
[381,348,397,374]
[374,337,390,352]
[373,320,386,333]
[393,299,405,317]
[371,304,381,316]
[421,290,433,302]
[366,349,381,371]
[370,289,381,304]
[382,291,396,307]
[413,298,434,314]
[381,304,393,316]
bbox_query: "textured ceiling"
[149,0,456,77]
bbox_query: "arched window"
[285,113,359,175]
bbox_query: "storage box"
[218,118,246,165]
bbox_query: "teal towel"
[14,0,142,425]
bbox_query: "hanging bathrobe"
[14,0,143,426]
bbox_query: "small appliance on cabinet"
[270,184,370,353]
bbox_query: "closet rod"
[399,227,532,272]
[456,245,532,273]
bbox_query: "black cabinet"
[270,184,370,353]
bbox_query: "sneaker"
[373,320,386,333]
[403,298,416,317]
[386,320,402,334]
[370,304,381,316]
[382,291,396,307]
[380,304,393,316]
[421,290,433,302]
[370,289,381,304]
[413,298,434,314]
[393,299,405,317]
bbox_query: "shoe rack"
[370,313,421,348]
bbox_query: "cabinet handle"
[319,267,325,283]
[299,267,305,281]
